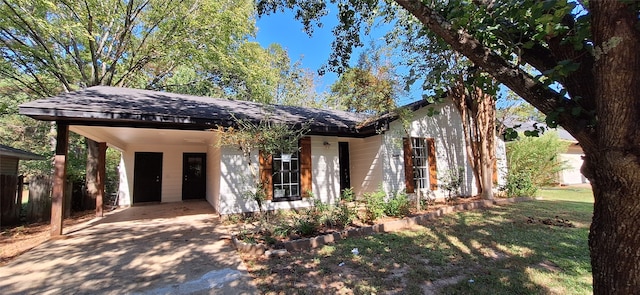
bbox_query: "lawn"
[241,186,593,294]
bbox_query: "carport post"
[51,122,68,237]
[96,142,106,217]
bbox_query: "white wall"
[216,136,341,215]
[384,101,473,198]
[207,135,221,213]
[119,144,208,204]
[560,144,587,184]
[348,136,384,198]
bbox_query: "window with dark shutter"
[403,137,438,192]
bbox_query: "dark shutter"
[259,151,273,200]
[403,137,415,193]
[427,138,438,190]
[299,137,312,197]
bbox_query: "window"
[272,151,301,201]
[403,137,437,193]
[259,137,312,201]
[411,137,430,190]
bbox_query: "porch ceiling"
[70,126,216,150]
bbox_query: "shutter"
[259,151,273,200]
[299,137,312,198]
[427,138,438,190]
[403,137,415,193]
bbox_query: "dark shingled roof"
[19,86,433,137]
[0,144,45,160]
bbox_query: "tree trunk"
[587,2,640,293]
[450,77,496,199]
[394,0,640,292]
[85,138,100,209]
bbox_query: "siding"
[217,135,341,215]
[120,144,207,204]
[0,157,18,176]
[560,144,587,184]
[207,135,222,213]
[349,136,384,198]
[385,101,475,198]
[310,136,340,204]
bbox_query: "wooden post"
[51,122,68,237]
[96,142,106,217]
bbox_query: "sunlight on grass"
[244,186,594,294]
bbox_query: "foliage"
[259,2,640,289]
[504,170,537,198]
[0,0,280,101]
[340,187,355,202]
[439,167,465,201]
[293,215,318,236]
[333,202,357,227]
[506,132,569,188]
[218,113,312,157]
[216,112,311,212]
[245,187,593,294]
[383,191,411,217]
[329,45,403,114]
[363,188,386,223]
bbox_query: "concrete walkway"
[0,201,256,295]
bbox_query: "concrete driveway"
[0,201,256,295]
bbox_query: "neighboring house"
[0,144,45,225]
[503,118,587,185]
[19,86,506,215]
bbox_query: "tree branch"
[394,0,595,149]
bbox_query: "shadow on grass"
[246,199,593,294]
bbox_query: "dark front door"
[182,153,206,200]
[133,152,163,203]
[338,142,351,192]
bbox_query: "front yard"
[241,186,593,294]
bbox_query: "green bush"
[506,131,569,187]
[364,189,386,223]
[294,216,317,236]
[334,202,357,227]
[505,170,537,197]
[384,191,411,217]
[340,187,355,202]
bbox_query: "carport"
[0,200,256,294]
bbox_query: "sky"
[253,8,422,106]
[254,9,341,93]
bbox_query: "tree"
[329,46,402,114]
[389,12,499,199]
[257,0,640,292]
[1,0,282,209]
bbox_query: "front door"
[133,152,163,203]
[338,142,351,192]
[182,153,206,200]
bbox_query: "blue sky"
[255,9,338,93]
[254,9,422,106]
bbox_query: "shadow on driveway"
[0,201,256,294]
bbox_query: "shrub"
[384,191,411,217]
[294,215,317,236]
[439,167,464,202]
[506,131,569,187]
[340,187,355,202]
[334,202,357,227]
[364,189,386,223]
[505,170,537,197]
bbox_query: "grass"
[242,186,593,294]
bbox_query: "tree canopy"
[257,0,640,293]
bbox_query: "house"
[0,144,45,225]
[503,119,587,185]
[19,86,506,222]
